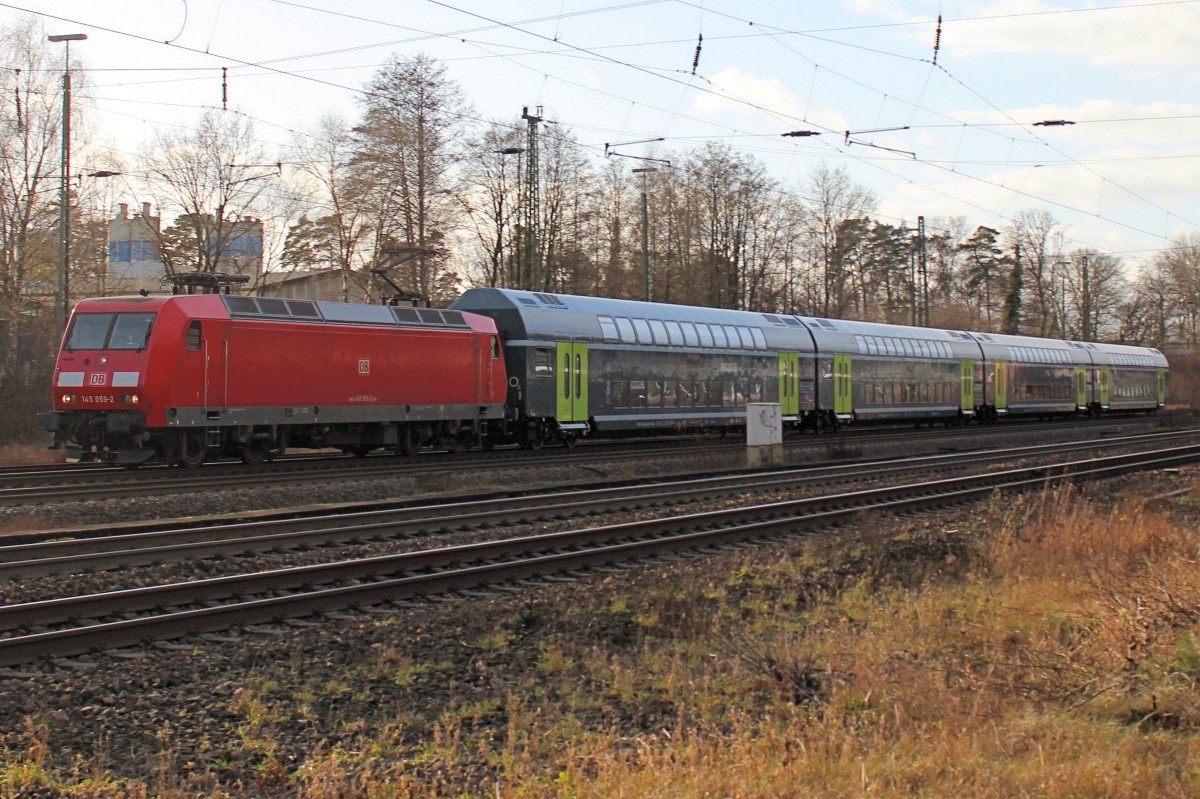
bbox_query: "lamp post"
[1055,260,1071,338]
[632,167,657,301]
[493,147,524,287]
[48,32,87,336]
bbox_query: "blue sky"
[8,0,1200,267]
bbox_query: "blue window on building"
[108,240,157,262]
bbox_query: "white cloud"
[694,66,804,118]
[940,1,1200,66]
[692,67,851,132]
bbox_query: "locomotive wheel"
[240,441,271,465]
[176,430,207,468]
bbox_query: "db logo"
[89,373,107,386]
[358,359,370,375]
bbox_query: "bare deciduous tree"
[139,110,274,277]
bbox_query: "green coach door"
[960,360,974,413]
[556,342,589,423]
[833,354,853,416]
[778,352,800,416]
[1158,368,1167,406]
[1099,366,1111,407]
[1076,364,1088,409]
[995,362,1008,412]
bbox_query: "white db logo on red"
[358,359,370,375]
[89,373,107,386]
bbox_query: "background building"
[106,202,161,294]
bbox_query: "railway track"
[1,428,1195,576]
[0,414,1171,505]
[1,431,1196,669]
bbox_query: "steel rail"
[0,415,1166,505]
[0,443,1196,668]
[0,430,1194,580]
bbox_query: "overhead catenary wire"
[8,0,1196,266]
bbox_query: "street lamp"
[48,32,87,336]
[632,167,657,301]
[493,147,525,287]
[1055,260,1072,338]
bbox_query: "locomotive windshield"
[65,312,156,351]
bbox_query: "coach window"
[751,328,766,349]
[697,324,714,348]
[616,317,636,344]
[706,380,723,406]
[632,380,647,407]
[665,320,684,345]
[681,322,699,346]
[649,380,664,407]
[711,325,728,348]
[598,316,619,342]
[649,319,668,345]
[534,347,554,377]
[186,320,202,352]
[632,318,652,344]
[612,381,630,409]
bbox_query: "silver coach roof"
[1079,340,1168,368]
[965,331,1090,366]
[795,316,983,360]
[452,288,818,352]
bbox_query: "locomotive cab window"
[108,312,155,350]
[66,311,156,351]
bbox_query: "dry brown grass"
[269,482,1200,798]
[6,478,1200,797]
[0,440,62,466]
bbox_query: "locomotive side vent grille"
[221,295,470,330]
[257,297,290,316]
[288,300,320,318]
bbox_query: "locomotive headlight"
[123,394,140,405]
[60,394,74,404]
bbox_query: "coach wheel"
[522,422,545,450]
[241,441,271,465]
[560,433,576,449]
[176,430,207,468]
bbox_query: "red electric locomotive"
[37,293,508,466]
